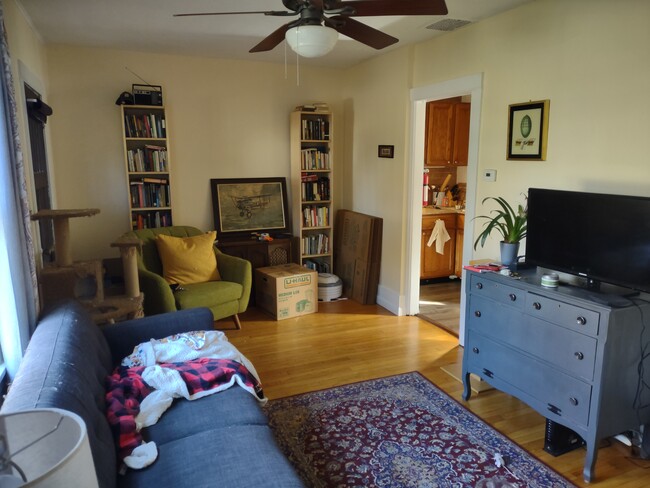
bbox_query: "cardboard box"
[255,264,318,320]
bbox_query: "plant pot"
[500,241,520,266]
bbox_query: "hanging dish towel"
[427,219,451,254]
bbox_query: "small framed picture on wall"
[507,99,550,160]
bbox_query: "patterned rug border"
[265,370,578,487]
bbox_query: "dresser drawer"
[525,293,600,336]
[468,274,525,310]
[466,334,592,427]
[468,295,597,381]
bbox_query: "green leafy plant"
[473,195,527,250]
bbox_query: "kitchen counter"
[422,206,464,216]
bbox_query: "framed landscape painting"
[210,177,290,239]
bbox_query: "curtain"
[0,4,39,379]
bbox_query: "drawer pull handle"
[482,368,494,378]
[472,347,479,354]
[509,293,517,301]
[476,282,483,289]
[474,310,482,318]
[533,302,541,310]
[547,403,562,416]
[576,316,587,326]
[569,397,579,406]
[575,352,584,360]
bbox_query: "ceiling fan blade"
[250,23,292,53]
[326,16,398,50]
[174,11,294,18]
[325,0,448,17]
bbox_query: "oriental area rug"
[264,372,575,488]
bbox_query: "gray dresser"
[462,269,650,482]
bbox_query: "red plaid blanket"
[105,358,263,463]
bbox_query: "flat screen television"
[526,188,650,294]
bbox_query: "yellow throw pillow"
[155,231,221,285]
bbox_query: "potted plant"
[473,195,527,266]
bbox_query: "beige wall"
[411,0,650,257]
[42,46,344,261]
[341,47,414,307]
[6,0,650,313]
[343,0,650,311]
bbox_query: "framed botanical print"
[507,99,550,160]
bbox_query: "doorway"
[24,83,55,263]
[406,74,483,346]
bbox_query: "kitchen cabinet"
[424,99,470,167]
[421,213,456,279]
[454,213,465,277]
[462,269,650,482]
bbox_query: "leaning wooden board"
[334,210,383,304]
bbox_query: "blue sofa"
[1,301,303,488]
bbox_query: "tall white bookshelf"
[290,109,333,273]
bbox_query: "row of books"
[131,210,172,230]
[301,174,330,202]
[127,145,168,172]
[301,118,329,141]
[301,148,330,170]
[301,233,330,256]
[303,258,331,273]
[130,178,171,208]
[303,205,329,228]
[124,113,166,139]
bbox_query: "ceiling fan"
[175,0,448,58]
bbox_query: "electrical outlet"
[483,169,497,182]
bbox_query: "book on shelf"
[303,205,329,227]
[301,233,329,256]
[124,113,167,139]
[301,176,330,202]
[130,178,170,208]
[301,118,329,141]
[300,148,330,170]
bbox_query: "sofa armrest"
[139,266,177,315]
[216,249,252,310]
[102,307,214,366]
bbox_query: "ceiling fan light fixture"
[285,25,338,58]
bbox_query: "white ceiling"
[16,0,533,68]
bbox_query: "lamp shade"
[285,25,338,58]
[0,408,98,487]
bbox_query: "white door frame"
[405,74,483,346]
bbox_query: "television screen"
[526,188,650,294]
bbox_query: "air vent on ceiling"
[426,19,471,32]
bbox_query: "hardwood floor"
[222,301,650,487]
[418,280,462,337]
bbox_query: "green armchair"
[119,226,251,328]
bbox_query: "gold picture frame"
[507,99,550,161]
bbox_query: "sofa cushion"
[0,301,116,488]
[117,381,303,487]
[142,387,267,446]
[119,425,303,488]
[174,280,243,309]
[156,231,221,285]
